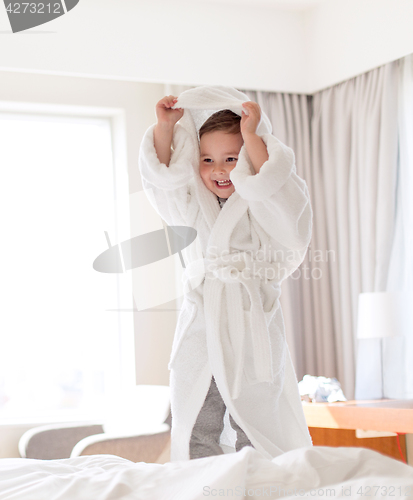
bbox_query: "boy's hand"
[156,95,184,129]
[241,101,261,137]
[240,101,269,174]
[154,96,183,166]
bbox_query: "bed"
[0,445,412,499]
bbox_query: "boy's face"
[199,131,243,198]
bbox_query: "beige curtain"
[246,61,399,399]
[311,63,399,400]
[385,54,413,399]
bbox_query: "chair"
[19,421,105,460]
[70,420,171,463]
[19,385,172,463]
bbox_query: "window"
[0,111,132,421]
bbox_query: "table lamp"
[355,292,413,400]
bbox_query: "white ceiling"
[192,0,329,11]
[1,0,412,94]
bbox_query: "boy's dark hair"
[199,109,241,139]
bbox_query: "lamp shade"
[357,292,413,339]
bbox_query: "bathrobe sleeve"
[230,133,312,267]
[138,123,197,227]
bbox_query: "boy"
[139,86,313,462]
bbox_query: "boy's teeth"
[217,180,231,185]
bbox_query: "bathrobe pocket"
[168,299,198,370]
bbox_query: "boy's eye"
[203,158,212,163]
[227,157,237,162]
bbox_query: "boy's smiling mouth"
[214,179,233,188]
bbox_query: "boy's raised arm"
[240,101,269,175]
[229,101,312,257]
[139,95,196,227]
[153,95,184,166]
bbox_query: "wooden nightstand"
[302,399,413,463]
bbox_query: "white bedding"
[0,446,412,499]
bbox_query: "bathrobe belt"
[183,251,283,399]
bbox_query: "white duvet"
[0,446,412,499]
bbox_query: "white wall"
[0,0,305,93]
[0,423,34,459]
[304,0,413,93]
[1,0,413,94]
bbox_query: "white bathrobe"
[139,85,313,462]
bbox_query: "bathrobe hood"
[172,85,272,138]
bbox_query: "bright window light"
[0,112,123,421]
